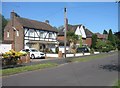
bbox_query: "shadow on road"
[99,64,120,72]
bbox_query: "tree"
[57,25,64,31]
[96,39,106,51]
[79,35,82,47]
[115,32,120,50]
[108,29,115,46]
[103,30,108,34]
[96,39,114,52]
[91,34,97,49]
[53,26,58,30]
[67,31,79,53]
[0,14,8,41]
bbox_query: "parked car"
[20,48,45,59]
[76,47,90,53]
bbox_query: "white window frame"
[29,29,34,37]
[49,32,52,38]
[7,31,9,38]
[40,32,44,38]
[16,30,19,36]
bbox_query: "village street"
[2,52,118,86]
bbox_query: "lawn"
[1,63,58,76]
[113,80,120,88]
[70,52,116,62]
[1,52,116,76]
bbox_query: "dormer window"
[7,31,9,38]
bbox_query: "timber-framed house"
[4,11,59,52]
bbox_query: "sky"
[2,2,118,33]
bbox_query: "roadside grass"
[1,52,116,76]
[70,53,115,62]
[112,80,120,88]
[1,63,58,76]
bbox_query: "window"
[29,29,34,37]
[49,33,52,38]
[40,32,44,38]
[31,49,38,52]
[7,31,9,38]
[16,30,19,36]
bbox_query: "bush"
[55,47,59,54]
[2,49,27,66]
[90,48,95,54]
[44,48,54,53]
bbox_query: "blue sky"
[2,2,118,33]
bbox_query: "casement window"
[28,29,34,37]
[40,32,44,38]
[49,33,52,38]
[16,30,19,36]
[7,31,9,38]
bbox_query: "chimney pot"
[45,20,49,24]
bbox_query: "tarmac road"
[2,52,118,86]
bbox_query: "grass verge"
[112,80,120,88]
[70,53,115,62]
[1,63,58,76]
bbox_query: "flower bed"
[2,49,29,67]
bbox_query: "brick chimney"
[11,10,15,26]
[11,10,20,26]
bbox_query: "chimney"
[11,10,15,26]
[11,10,20,26]
[45,20,49,24]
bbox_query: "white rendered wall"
[0,44,11,53]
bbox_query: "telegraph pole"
[64,7,67,58]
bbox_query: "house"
[4,11,58,52]
[95,33,108,41]
[57,24,93,47]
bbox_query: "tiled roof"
[95,33,108,39]
[16,17,58,32]
[58,24,93,38]
[84,28,93,38]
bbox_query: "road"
[2,52,118,86]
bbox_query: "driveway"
[2,52,118,86]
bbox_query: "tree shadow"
[99,64,120,72]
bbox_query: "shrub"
[2,49,27,66]
[55,47,59,54]
[90,48,95,54]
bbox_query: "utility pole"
[11,10,15,51]
[64,7,67,58]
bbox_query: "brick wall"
[57,36,64,41]
[4,17,24,51]
[85,38,92,47]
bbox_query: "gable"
[75,26,82,35]
[75,25,86,38]
[80,26,86,38]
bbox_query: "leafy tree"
[79,35,82,47]
[96,39,106,52]
[0,14,8,41]
[53,26,58,30]
[108,29,115,46]
[96,39,114,52]
[91,34,97,49]
[67,31,79,53]
[58,25,64,31]
[114,34,120,50]
[103,30,108,34]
